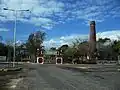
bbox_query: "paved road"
[14,64,120,90]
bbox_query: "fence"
[97,60,118,64]
[0,56,6,62]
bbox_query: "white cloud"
[29,17,53,26]
[43,39,58,49]
[43,34,88,48]
[5,40,23,46]
[0,28,9,31]
[16,40,22,46]
[61,0,120,24]
[97,30,120,41]
[43,30,120,48]
[0,0,120,27]
[0,0,64,29]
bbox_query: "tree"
[5,40,14,62]
[0,43,8,56]
[63,47,76,63]
[58,44,69,54]
[76,42,89,57]
[98,38,111,43]
[62,39,89,63]
[26,31,46,62]
[112,40,120,58]
[72,39,89,57]
[96,38,119,60]
[112,41,120,53]
[16,43,28,62]
[50,47,56,51]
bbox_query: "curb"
[59,66,120,72]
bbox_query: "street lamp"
[3,8,30,67]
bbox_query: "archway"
[56,57,63,64]
[37,57,44,64]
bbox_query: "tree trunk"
[31,54,36,63]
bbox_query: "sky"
[0,0,120,48]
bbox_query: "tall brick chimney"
[89,21,96,61]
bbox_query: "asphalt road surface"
[10,64,120,90]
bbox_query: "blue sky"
[0,0,120,48]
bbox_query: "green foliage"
[62,47,75,63]
[26,31,46,62]
[97,38,120,60]
[58,37,120,62]
[15,43,28,61]
[58,44,68,53]
[112,40,120,54]
[63,47,75,58]
[72,39,89,57]
[5,40,14,61]
[50,47,56,51]
[98,38,111,43]
[61,38,89,63]
[0,43,8,56]
[26,31,46,54]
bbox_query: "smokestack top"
[90,21,95,25]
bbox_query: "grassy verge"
[0,67,24,89]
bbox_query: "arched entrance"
[37,57,44,64]
[56,57,63,64]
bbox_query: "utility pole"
[3,8,30,67]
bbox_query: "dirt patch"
[0,68,27,89]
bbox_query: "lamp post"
[3,8,29,67]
